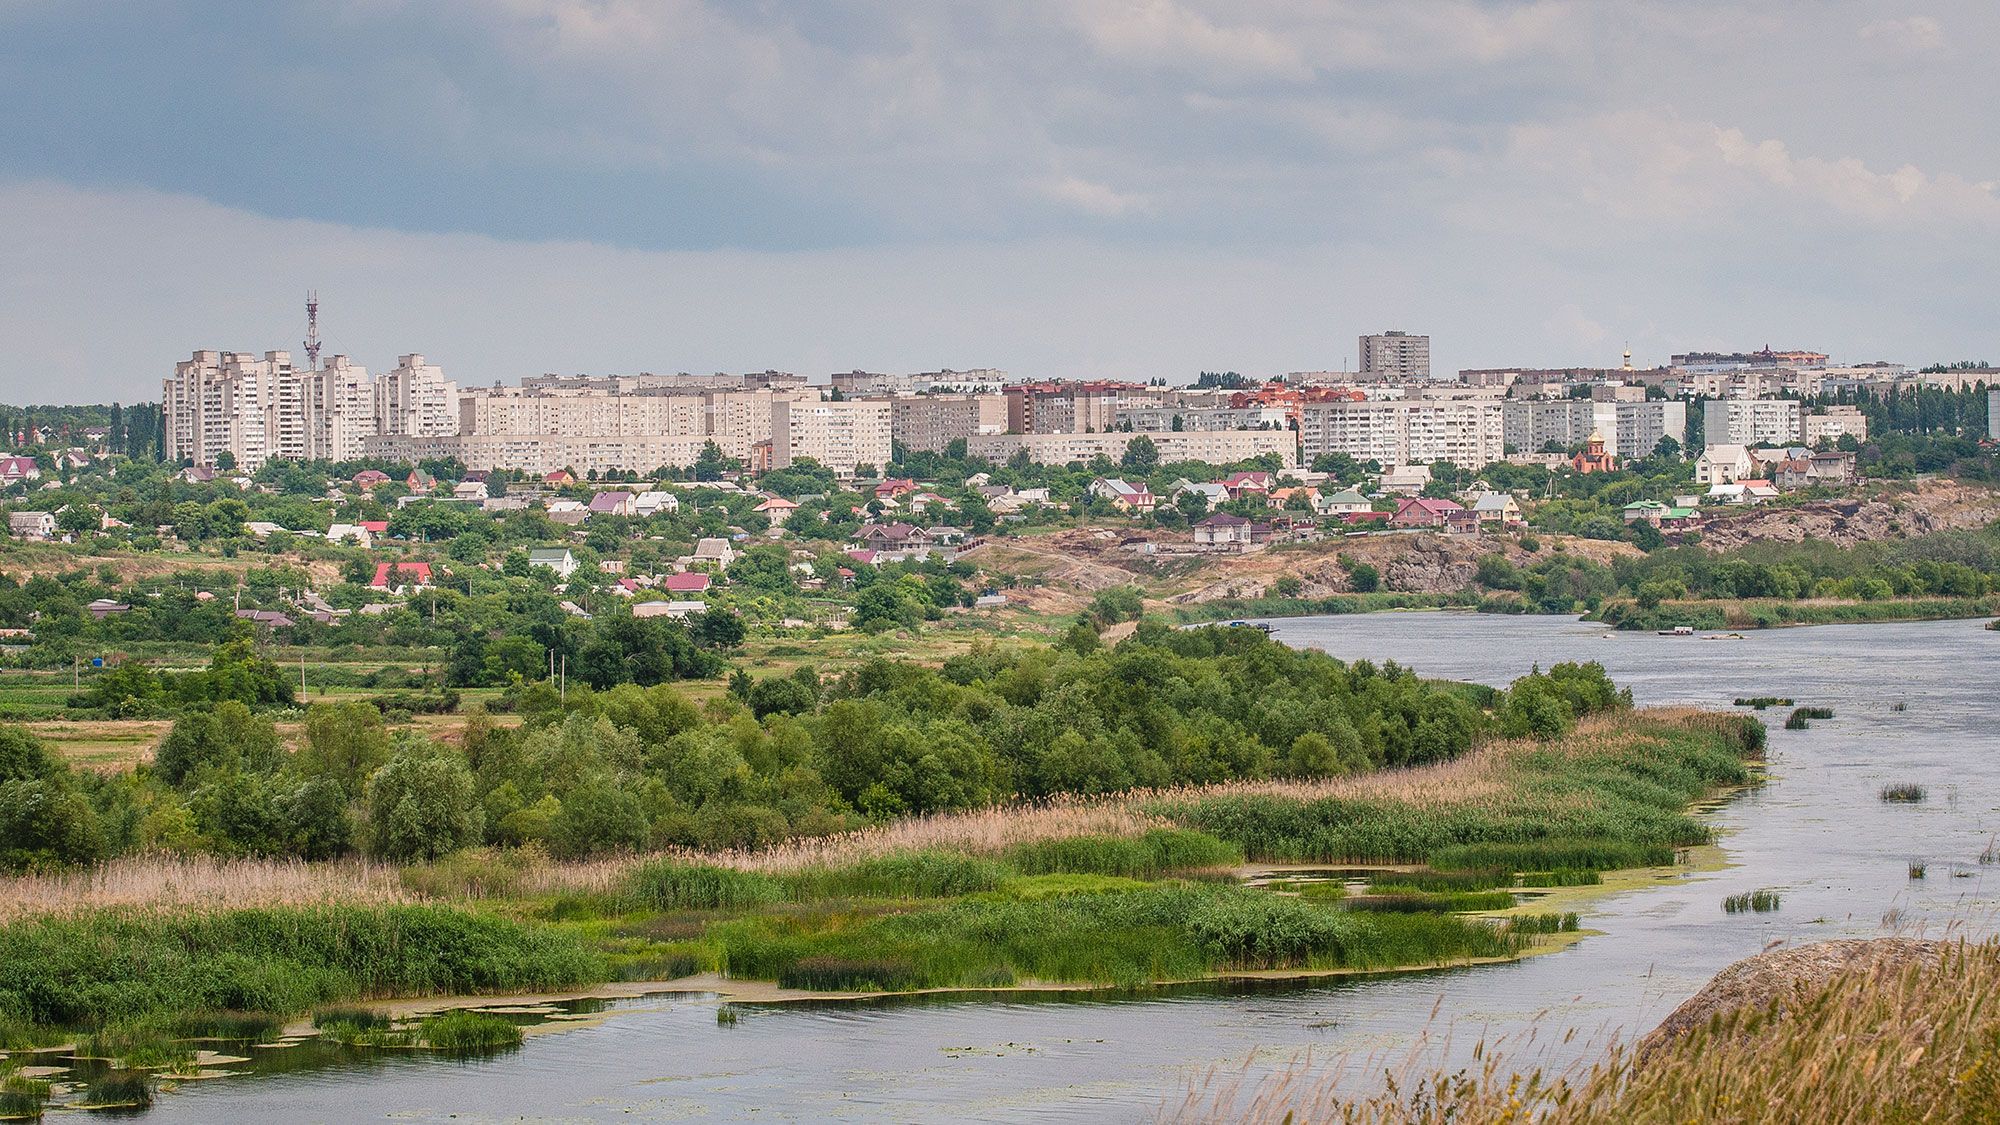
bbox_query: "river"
[137,614,2000,1123]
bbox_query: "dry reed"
[0,855,412,922]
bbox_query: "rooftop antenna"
[303,290,322,370]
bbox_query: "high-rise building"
[772,398,893,474]
[1703,398,1802,447]
[374,354,458,438]
[1298,399,1501,468]
[163,349,296,469]
[1359,331,1431,381]
[1502,400,1686,459]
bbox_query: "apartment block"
[1802,405,1868,445]
[1502,400,1686,459]
[1298,400,1502,469]
[1112,405,1292,432]
[164,349,292,469]
[967,429,1297,468]
[1704,398,1802,446]
[1359,331,1431,380]
[374,354,459,438]
[884,394,1009,453]
[772,397,893,474]
[365,433,712,477]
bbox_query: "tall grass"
[1170,939,2000,1124]
[1880,782,1928,803]
[0,905,605,1032]
[1722,889,1782,914]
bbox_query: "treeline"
[0,627,1628,871]
[0,402,163,460]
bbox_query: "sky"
[2,1,1996,403]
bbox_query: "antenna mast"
[303,290,322,370]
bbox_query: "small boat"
[1658,625,1695,636]
[1701,633,1746,641]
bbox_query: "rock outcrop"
[1640,938,1942,1054]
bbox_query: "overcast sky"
[3,1,1996,402]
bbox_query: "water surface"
[135,615,2000,1122]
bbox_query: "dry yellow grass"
[0,856,412,922]
[1166,936,2000,1124]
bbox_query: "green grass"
[1346,890,1516,913]
[1881,782,1928,803]
[418,1010,523,1053]
[1723,889,1782,914]
[1002,829,1244,878]
[1159,715,1759,869]
[0,905,606,1033]
[1785,706,1835,729]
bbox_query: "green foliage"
[418,1010,523,1053]
[367,740,484,861]
[1004,829,1242,878]
[0,905,603,1030]
[626,861,783,911]
[1722,889,1782,913]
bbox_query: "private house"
[1776,451,1859,490]
[325,522,373,547]
[180,466,217,484]
[875,478,919,502]
[693,537,737,569]
[661,572,713,595]
[1319,488,1374,516]
[1170,480,1231,509]
[452,480,488,502]
[1695,444,1758,485]
[633,600,708,619]
[544,469,576,485]
[405,470,436,494]
[234,608,296,629]
[1390,497,1464,530]
[1443,507,1483,535]
[8,511,55,539]
[588,491,636,517]
[1193,512,1253,549]
[545,499,589,526]
[527,547,578,578]
[1220,471,1273,500]
[854,523,927,551]
[1378,465,1432,495]
[0,456,40,484]
[634,490,680,517]
[86,597,130,620]
[352,469,392,488]
[1090,478,1156,513]
[1468,492,1524,527]
[754,496,799,524]
[370,561,435,593]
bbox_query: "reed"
[1909,861,1927,880]
[418,1010,523,1054]
[1722,889,1782,914]
[1880,782,1928,803]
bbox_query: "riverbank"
[0,708,1761,1072]
[1593,594,2000,632]
[1180,936,2000,1123]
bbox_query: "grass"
[418,1010,523,1053]
[1733,697,1793,710]
[1908,861,1927,879]
[0,905,605,1033]
[1880,782,1928,803]
[1783,706,1834,729]
[1178,939,2000,1123]
[76,1074,151,1110]
[1158,712,1761,869]
[1722,889,1782,914]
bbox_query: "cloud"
[1068,0,1314,82]
[1033,175,1153,217]
[1858,15,1945,54]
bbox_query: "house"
[1443,508,1483,535]
[588,491,636,517]
[1171,480,1231,509]
[1622,500,1669,525]
[693,537,737,569]
[598,559,626,574]
[405,470,436,494]
[545,499,589,526]
[634,490,680,517]
[1193,512,1253,549]
[927,525,967,546]
[370,561,435,593]
[661,572,713,595]
[452,480,488,502]
[1468,492,1524,527]
[754,496,799,524]
[527,547,579,578]
[1390,497,1464,530]
[1695,444,1758,486]
[325,522,373,547]
[633,600,708,619]
[1778,450,1858,490]
[1378,465,1432,494]
[358,519,390,538]
[1741,479,1779,503]
[86,597,130,620]
[0,456,40,484]
[1319,488,1373,516]
[8,511,55,539]
[1268,486,1318,512]
[544,469,576,485]
[844,549,879,566]
[974,593,1008,609]
[1569,431,1616,474]
[244,521,285,538]
[1220,471,1273,500]
[234,608,296,629]
[179,465,216,485]
[854,523,927,551]
[353,469,392,488]
[875,478,919,501]
[1090,478,1156,513]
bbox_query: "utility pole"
[559,654,566,702]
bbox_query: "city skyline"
[3,2,1997,400]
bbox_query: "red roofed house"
[1220,471,1273,499]
[358,519,390,537]
[544,469,576,485]
[661,572,713,594]
[353,469,392,488]
[874,478,918,501]
[370,561,434,592]
[588,491,635,516]
[1390,497,1464,529]
[0,456,40,484]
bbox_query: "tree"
[1120,435,1160,475]
[298,702,393,797]
[367,740,483,861]
[214,450,237,471]
[55,505,98,537]
[0,726,56,783]
[1346,561,1380,592]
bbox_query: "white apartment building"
[1704,398,1802,447]
[375,354,459,438]
[1803,405,1868,445]
[772,398,893,474]
[1359,331,1431,380]
[166,348,459,470]
[164,349,293,469]
[884,394,1009,453]
[365,433,712,477]
[1113,405,1292,432]
[1298,400,1503,469]
[967,429,1297,468]
[1502,400,1687,459]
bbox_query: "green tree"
[367,740,484,861]
[298,702,393,797]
